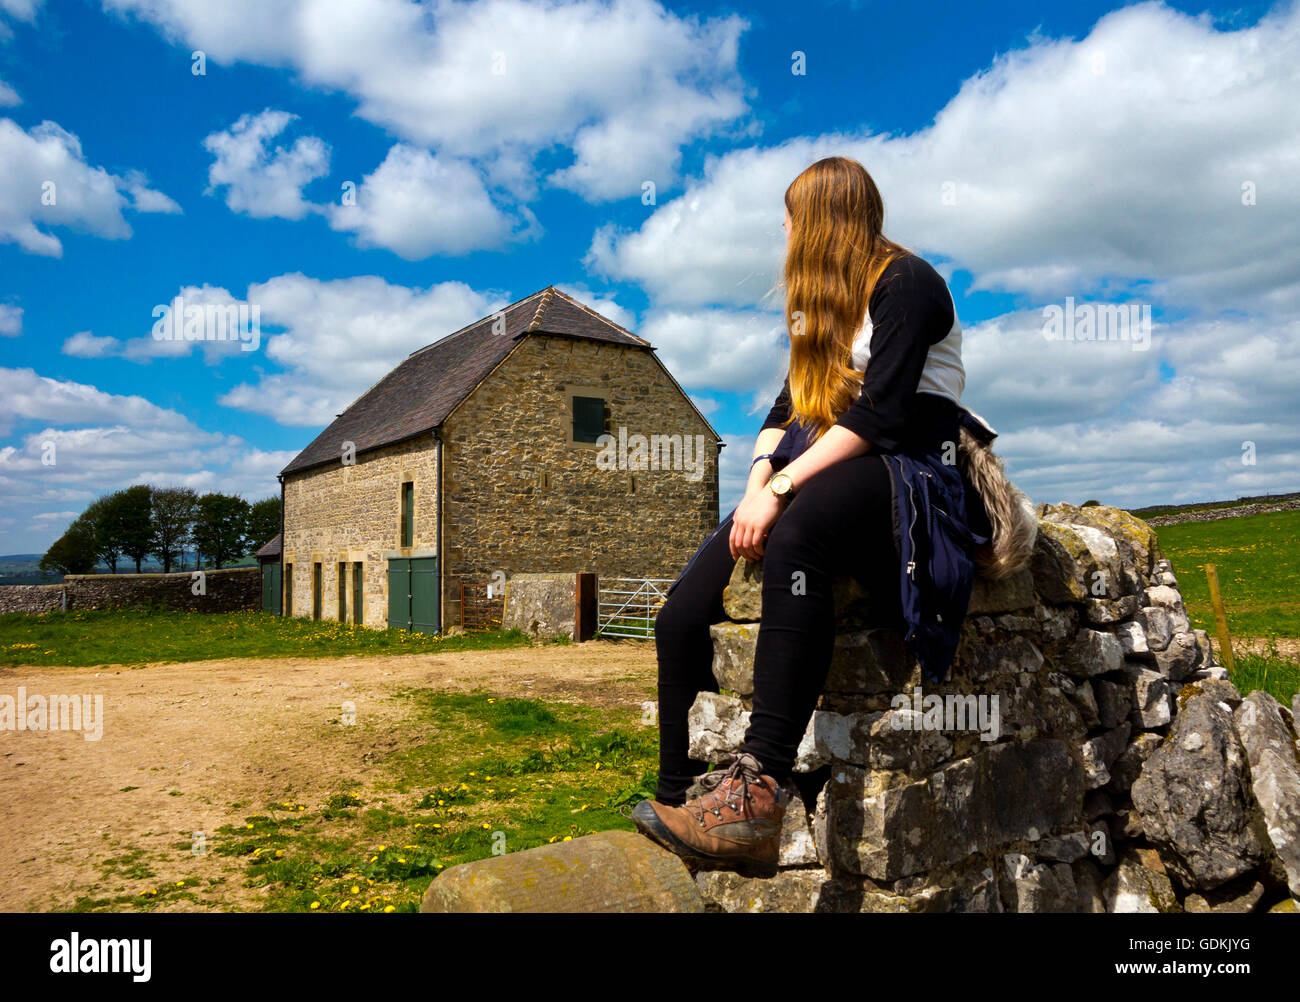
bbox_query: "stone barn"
[276,286,722,632]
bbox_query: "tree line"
[40,486,281,576]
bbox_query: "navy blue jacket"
[667,404,992,684]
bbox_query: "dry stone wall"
[687,503,1300,914]
[0,567,259,614]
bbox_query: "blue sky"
[1,0,1297,555]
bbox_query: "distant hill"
[0,554,63,586]
[0,552,257,585]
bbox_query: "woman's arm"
[730,255,952,559]
[730,426,871,560]
[745,426,786,497]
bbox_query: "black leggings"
[652,451,903,805]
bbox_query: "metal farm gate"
[596,577,674,639]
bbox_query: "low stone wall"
[1143,498,1300,526]
[0,567,260,614]
[687,503,1300,913]
[0,583,66,614]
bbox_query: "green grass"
[0,609,533,667]
[68,690,662,913]
[1154,509,1300,638]
[1228,641,1300,712]
[1154,509,1300,708]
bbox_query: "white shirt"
[848,287,965,403]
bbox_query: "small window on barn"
[400,481,414,547]
[572,395,606,443]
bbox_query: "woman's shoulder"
[872,250,951,306]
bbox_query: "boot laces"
[690,753,768,826]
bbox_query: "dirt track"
[0,641,657,912]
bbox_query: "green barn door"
[387,558,410,630]
[410,557,439,634]
[352,563,363,625]
[261,562,281,614]
[386,557,439,634]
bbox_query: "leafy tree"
[192,493,251,569]
[105,485,155,573]
[40,516,99,575]
[247,496,282,552]
[151,487,198,574]
[1081,499,1102,507]
[80,495,123,573]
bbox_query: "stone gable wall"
[440,334,718,623]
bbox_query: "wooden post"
[1204,563,1235,673]
[574,572,597,642]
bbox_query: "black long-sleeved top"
[761,253,962,453]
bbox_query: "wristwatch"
[767,472,795,501]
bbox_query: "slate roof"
[280,286,704,477]
[254,532,281,558]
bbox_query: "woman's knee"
[653,589,707,639]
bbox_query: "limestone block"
[421,830,704,912]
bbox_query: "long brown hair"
[779,157,909,441]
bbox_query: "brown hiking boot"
[630,752,792,877]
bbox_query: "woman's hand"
[730,484,784,561]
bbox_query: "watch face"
[772,474,792,495]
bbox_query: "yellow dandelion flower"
[369,855,379,863]
[563,836,572,842]
[275,849,283,858]
[377,844,387,851]
[351,885,360,894]
[310,901,321,910]
[245,823,253,829]
[384,905,395,913]
[468,772,476,777]
[397,857,407,864]
[481,823,490,830]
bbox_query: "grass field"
[69,689,658,913]
[0,609,536,667]
[1154,508,1300,708]
[1153,509,1300,638]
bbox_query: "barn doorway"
[387,556,439,634]
[261,562,281,614]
